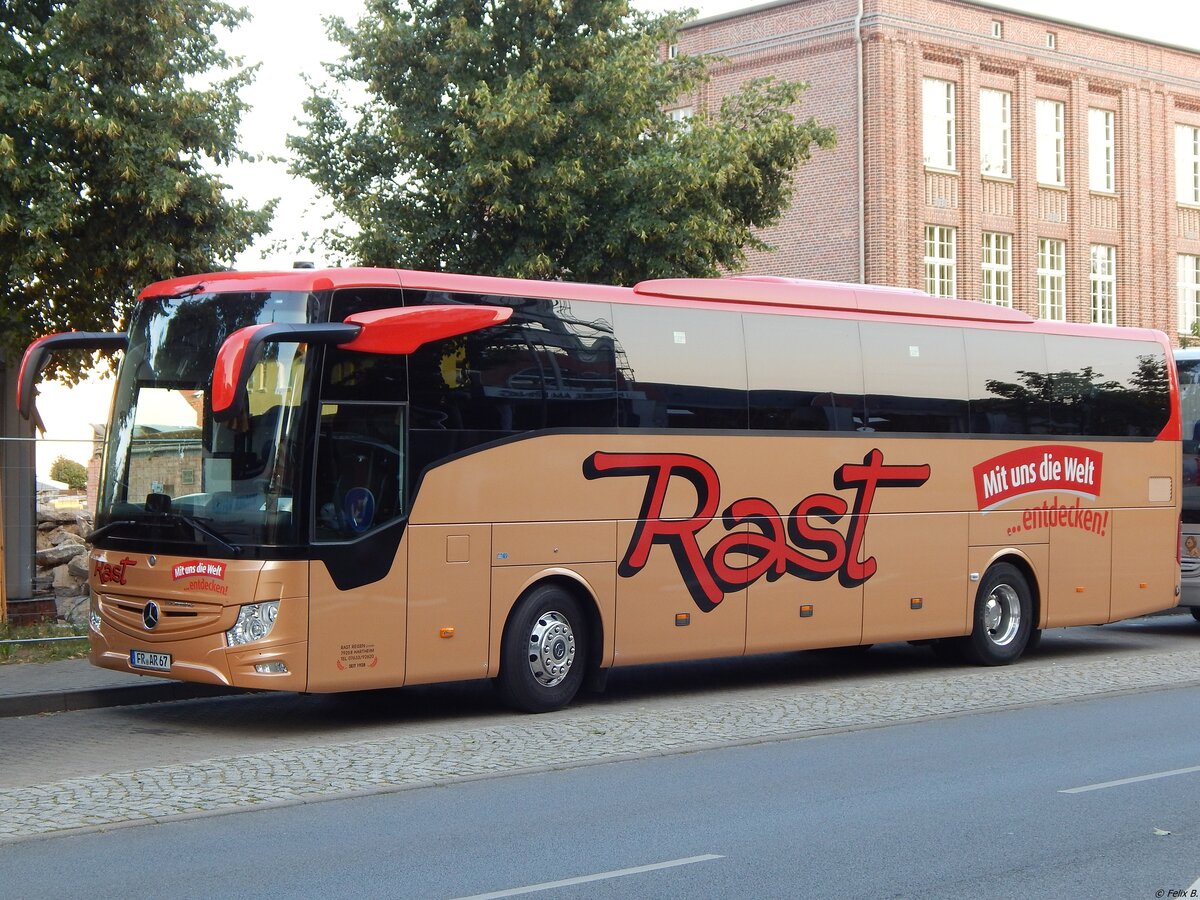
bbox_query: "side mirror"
[17,332,128,428]
[211,305,512,420]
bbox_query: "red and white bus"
[19,269,1182,711]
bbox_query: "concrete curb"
[0,682,244,719]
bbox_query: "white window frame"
[1036,99,1065,187]
[1046,32,1057,50]
[922,78,956,171]
[1038,238,1066,321]
[1090,245,1116,325]
[1178,125,1200,206]
[981,232,1012,307]
[991,21,1003,39]
[924,225,957,297]
[980,89,1011,178]
[1180,254,1200,335]
[1088,108,1114,193]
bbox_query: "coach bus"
[18,270,1182,711]
[1175,348,1200,620]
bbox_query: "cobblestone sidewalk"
[4,649,1200,842]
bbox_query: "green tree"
[49,454,87,489]
[290,0,834,283]
[0,0,273,382]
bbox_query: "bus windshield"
[95,290,312,550]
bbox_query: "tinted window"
[314,403,406,542]
[405,293,617,432]
[405,292,618,485]
[613,305,747,430]
[964,329,1051,435]
[860,322,968,433]
[1045,335,1169,437]
[323,288,408,403]
[745,314,865,431]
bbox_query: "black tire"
[1191,607,1200,623]
[498,585,588,713]
[962,562,1033,666]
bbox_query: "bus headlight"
[226,601,279,647]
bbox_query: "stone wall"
[34,506,92,624]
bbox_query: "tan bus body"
[21,269,1179,711]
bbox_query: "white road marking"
[1059,764,1200,794]
[453,854,724,899]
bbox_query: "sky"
[31,0,1200,477]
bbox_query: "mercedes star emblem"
[143,601,160,630]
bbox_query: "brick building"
[673,0,1200,339]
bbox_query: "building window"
[1036,99,1065,186]
[980,89,1011,178]
[981,233,1012,306]
[1046,32,1057,50]
[922,78,956,170]
[667,106,693,133]
[991,21,1003,39]
[1180,254,1200,335]
[668,43,679,59]
[924,225,957,297]
[1178,124,1200,206]
[1038,238,1066,320]
[1090,245,1116,325]
[1088,108,1114,193]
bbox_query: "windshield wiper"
[166,512,243,556]
[87,513,243,557]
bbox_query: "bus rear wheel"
[499,585,587,713]
[963,562,1032,666]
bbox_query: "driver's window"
[314,402,406,541]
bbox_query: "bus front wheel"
[963,562,1032,666]
[498,585,587,713]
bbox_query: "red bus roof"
[137,267,1168,344]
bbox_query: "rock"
[36,506,93,530]
[35,542,88,569]
[49,529,87,547]
[54,591,91,625]
[67,553,92,579]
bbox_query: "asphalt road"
[0,611,1198,899]
[1,682,1198,898]
[2,612,1198,791]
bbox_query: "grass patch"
[0,622,89,665]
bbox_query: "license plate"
[130,649,171,672]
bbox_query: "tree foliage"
[49,454,86,488]
[290,0,835,283]
[0,0,273,381]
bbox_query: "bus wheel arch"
[497,576,602,713]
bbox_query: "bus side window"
[314,404,406,541]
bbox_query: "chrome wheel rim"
[527,610,576,688]
[983,584,1021,646]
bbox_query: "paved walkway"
[3,619,1200,843]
